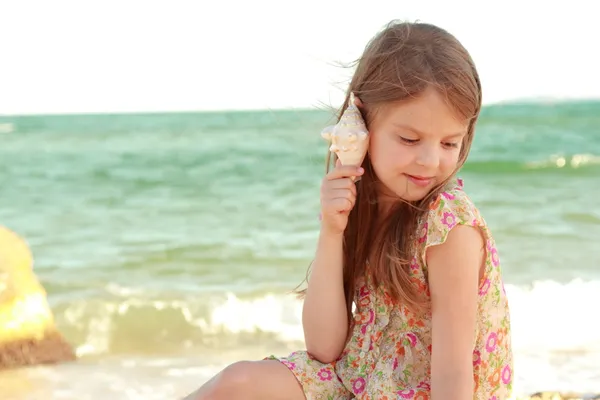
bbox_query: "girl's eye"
[442,142,459,149]
[398,135,460,149]
[399,136,418,144]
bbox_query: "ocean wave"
[50,279,600,358]
[463,154,600,174]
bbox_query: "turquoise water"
[0,101,599,398]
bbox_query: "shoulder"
[419,177,484,250]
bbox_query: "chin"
[378,183,432,203]
[398,180,436,201]
[396,191,430,202]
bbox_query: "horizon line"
[1,96,599,119]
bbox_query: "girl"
[185,20,513,400]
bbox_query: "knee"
[220,361,254,387]
[210,361,255,399]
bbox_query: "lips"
[405,174,434,187]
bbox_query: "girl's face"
[366,87,469,204]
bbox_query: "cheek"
[370,139,410,169]
[440,151,461,172]
[369,135,386,163]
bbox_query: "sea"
[0,100,599,399]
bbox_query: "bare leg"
[182,360,307,400]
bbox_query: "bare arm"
[301,229,348,363]
[427,224,485,400]
[301,163,362,364]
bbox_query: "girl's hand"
[319,161,364,235]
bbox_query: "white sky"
[1,0,599,115]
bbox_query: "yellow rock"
[0,225,76,369]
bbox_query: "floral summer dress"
[267,178,513,399]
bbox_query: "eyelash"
[399,136,459,149]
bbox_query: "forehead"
[376,88,469,136]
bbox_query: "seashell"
[320,92,369,167]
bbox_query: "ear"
[352,93,364,108]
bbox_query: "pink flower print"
[393,357,399,370]
[473,350,481,366]
[281,360,296,370]
[490,397,498,400]
[410,257,419,271]
[418,222,428,243]
[457,178,464,187]
[405,332,417,347]
[352,377,366,394]
[486,332,498,353]
[502,365,512,384]
[358,296,371,308]
[397,389,415,399]
[479,279,491,296]
[442,192,455,200]
[359,285,370,298]
[417,381,431,390]
[317,368,333,381]
[442,211,457,229]
[360,309,375,334]
[490,247,499,267]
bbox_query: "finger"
[328,188,356,202]
[326,190,356,210]
[326,165,364,181]
[327,178,357,196]
[321,192,356,210]
[330,197,355,212]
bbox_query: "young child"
[185,20,513,400]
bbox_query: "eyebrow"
[394,123,466,138]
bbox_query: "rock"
[0,225,76,369]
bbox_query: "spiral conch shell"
[320,92,369,167]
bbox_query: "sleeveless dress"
[266,178,514,399]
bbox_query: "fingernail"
[358,167,364,174]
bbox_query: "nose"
[415,143,440,169]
